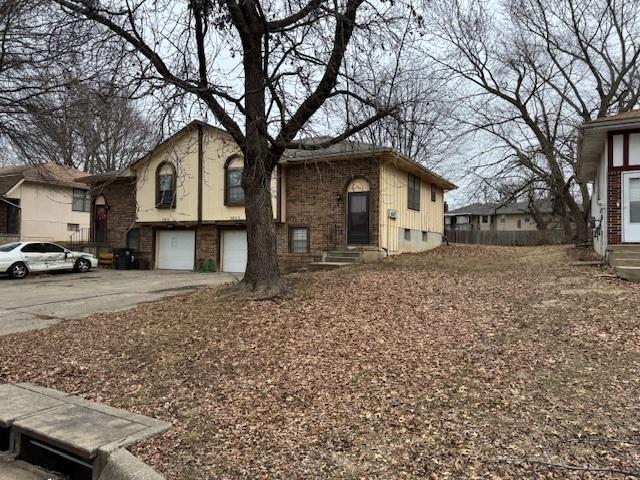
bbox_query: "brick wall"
[277,158,380,267]
[196,225,218,270]
[0,202,7,234]
[608,170,621,245]
[92,178,138,249]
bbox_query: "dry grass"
[1,245,639,479]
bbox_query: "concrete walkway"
[0,269,238,336]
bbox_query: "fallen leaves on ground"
[1,245,639,479]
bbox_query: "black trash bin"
[113,248,135,270]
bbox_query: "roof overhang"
[577,116,640,182]
[281,150,457,191]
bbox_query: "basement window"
[404,229,411,241]
[289,227,309,253]
[422,231,428,242]
[67,223,80,232]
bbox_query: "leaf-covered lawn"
[1,245,639,479]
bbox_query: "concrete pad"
[14,404,147,459]
[0,270,238,336]
[96,449,164,480]
[0,452,60,480]
[2,384,170,460]
[0,385,64,428]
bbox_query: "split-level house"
[577,110,640,281]
[0,163,90,244]
[82,121,456,272]
[445,200,568,232]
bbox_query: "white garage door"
[222,230,247,273]
[156,230,195,270]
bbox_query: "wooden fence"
[444,229,570,246]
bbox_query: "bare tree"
[8,77,155,173]
[50,0,409,295]
[342,71,456,168]
[426,0,640,242]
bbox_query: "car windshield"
[0,242,20,252]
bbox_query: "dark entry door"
[95,205,108,243]
[347,191,369,245]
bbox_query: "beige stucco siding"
[200,129,279,221]
[16,182,90,242]
[379,162,444,253]
[135,127,279,223]
[134,127,200,223]
[498,213,540,231]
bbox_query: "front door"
[623,172,640,242]
[347,192,369,245]
[95,205,108,243]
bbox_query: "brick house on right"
[577,110,640,280]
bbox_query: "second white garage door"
[156,230,195,270]
[222,230,247,273]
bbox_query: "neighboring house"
[0,163,90,244]
[577,110,640,280]
[445,201,567,232]
[82,120,456,272]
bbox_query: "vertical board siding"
[379,162,444,253]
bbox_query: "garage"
[156,230,195,270]
[222,229,247,273]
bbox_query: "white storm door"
[222,230,247,273]
[623,172,640,243]
[156,230,195,270]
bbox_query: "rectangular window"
[407,174,420,211]
[289,227,309,253]
[225,168,244,205]
[524,217,530,223]
[404,228,411,241]
[72,189,90,212]
[67,223,79,232]
[481,215,488,224]
[422,231,428,242]
[500,215,506,223]
[431,184,437,202]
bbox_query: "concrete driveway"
[0,269,239,336]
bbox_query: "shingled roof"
[446,200,556,216]
[0,163,89,195]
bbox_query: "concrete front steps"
[608,245,640,282]
[309,250,363,271]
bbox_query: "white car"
[0,242,98,279]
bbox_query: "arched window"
[156,162,176,208]
[224,155,244,205]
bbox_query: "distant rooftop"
[446,200,556,216]
[0,162,88,195]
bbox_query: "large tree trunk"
[564,192,589,244]
[239,19,286,297]
[242,169,285,296]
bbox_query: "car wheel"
[9,262,28,279]
[75,258,91,273]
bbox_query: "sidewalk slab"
[0,384,170,460]
[0,385,65,428]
